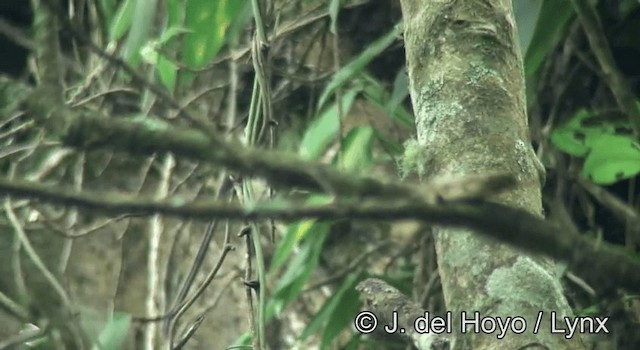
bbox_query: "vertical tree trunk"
[398,1,586,349]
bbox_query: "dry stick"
[579,179,640,229]
[0,177,639,294]
[570,0,640,135]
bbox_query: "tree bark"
[399,1,586,349]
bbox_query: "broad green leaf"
[298,272,361,344]
[299,88,358,161]
[551,109,600,156]
[270,194,333,272]
[92,312,131,350]
[317,23,403,110]
[582,134,640,184]
[183,0,244,68]
[267,226,329,317]
[551,109,633,157]
[320,274,363,348]
[338,126,375,171]
[109,0,136,41]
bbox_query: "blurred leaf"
[618,0,640,18]
[386,68,409,116]
[512,0,542,54]
[299,88,358,161]
[551,109,633,157]
[577,304,601,317]
[122,0,157,66]
[297,272,361,347]
[226,2,254,47]
[551,109,600,156]
[374,129,403,155]
[108,0,136,41]
[268,226,330,317]
[91,312,131,350]
[183,0,244,68]
[157,55,178,92]
[270,195,332,273]
[524,0,573,80]
[158,26,191,46]
[582,134,640,184]
[329,0,341,34]
[98,0,118,28]
[361,74,413,127]
[317,23,402,110]
[320,275,363,349]
[338,126,375,171]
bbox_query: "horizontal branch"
[0,177,638,294]
[18,78,514,203]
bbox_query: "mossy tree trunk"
[399,1,586,349]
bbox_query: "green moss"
[399,138,428,179]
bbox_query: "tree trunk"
[399,1,586,349]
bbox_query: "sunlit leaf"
[582,134,640,184]
[270,195,333,273]
[183,0,245,68]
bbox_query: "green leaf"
[158,26,191,46]
[298,272,361,346]
[512,0,543,54]
[98,0,118,28]
[122,0,157,66]
[582,135,640,184]
[108,0,136,41]
[329,0,341,34]
[317,23,402,110]
[267,226,330,318]
[299,88,358,161]
[92,312,131,350]
[386,67,409,116]
[320,274,363,349]
[550,109,633,157]
[338,126,375,171]
[524,0,574,81]
[270,195,332,273]
[157,55,178,92]
[183,0,244,68]
[361,74,413,127]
